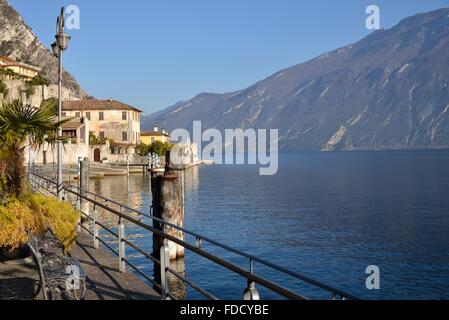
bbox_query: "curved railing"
[29,170,359,301]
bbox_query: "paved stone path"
[0,233,160,300]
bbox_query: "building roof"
[0,56,41,72]
[63,99,142,113]
[0,56,16,64]
[141,131,169,137]
[61,117,85,129]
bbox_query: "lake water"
[89,150,449,300]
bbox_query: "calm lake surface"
[90,150,449,300]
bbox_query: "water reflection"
[83,152,449,299]
[184,166,200,195]
[89,171,193,299]
[169,259,187,300]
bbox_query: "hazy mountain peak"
[143,8,449,151]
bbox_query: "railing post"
[93,208,99,249]
[76,196,81,211]
[126,155,130,178]
[80,157,90,216]
[243,260,260,300]
[160,239,171,300]
[118,221,126,273]
[77,217,81,234]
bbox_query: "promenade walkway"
[0,233,160,300]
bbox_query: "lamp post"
[52,7,71,200]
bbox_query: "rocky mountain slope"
[0,0,88,99]
[143,8,449,151]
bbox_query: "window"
[122,131,128,142]
[99,112,104,121]
[75,112,80,117]
[86,112,91,120]
[80,127,86,142]
[122,111,127,120]
[99,131,105,140]
[62,130,76,138]
[151,137,155,144]
[61,112,67,117]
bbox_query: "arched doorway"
[94,148,101,162]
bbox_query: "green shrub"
[148,141,173,157]
[136,143,150,156]
[27,75,49,87]
[24,82,35,98]
[0,198,38,249]
[0,194,80,251]
[0,79,8,98]
[89,132,107,146]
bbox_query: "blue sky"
[8,0,449,115]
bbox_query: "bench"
[27,231,87,300]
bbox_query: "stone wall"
[2,79,79,107]
[24,140,90,166]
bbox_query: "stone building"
[62,99,142,146]
[0,55,40,80]
[140,126,170,145]
[24,117,91,166]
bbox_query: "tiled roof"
[61,117,84,129]
[63,99,142,113]
[141,131,169,137]
[0,56,15,63]
[0,56,41,72]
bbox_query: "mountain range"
[143,8,449,151]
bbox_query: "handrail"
[29,171,359,300]
[29,172,225,300]
[64,182,358,300]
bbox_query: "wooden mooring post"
[151,150,185,261]
[151,151,186,298]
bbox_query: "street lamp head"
[51,41,60,58]
[55,32,71,51]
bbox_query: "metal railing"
[28,171,359,301]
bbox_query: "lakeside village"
[0,53,301,302]
[0,55,200,176]
[0,41,354,301]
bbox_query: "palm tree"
[0,99,60,197]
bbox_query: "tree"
[0,99,61,197]
[148,140,166,156]
[146,141,173,157]
[136,143,150,156]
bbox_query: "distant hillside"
[143,8,449,151]
[0,0,88,99]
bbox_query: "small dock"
[0,233,160,300]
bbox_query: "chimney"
[162,128,166,135]
[153,126,159,132]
